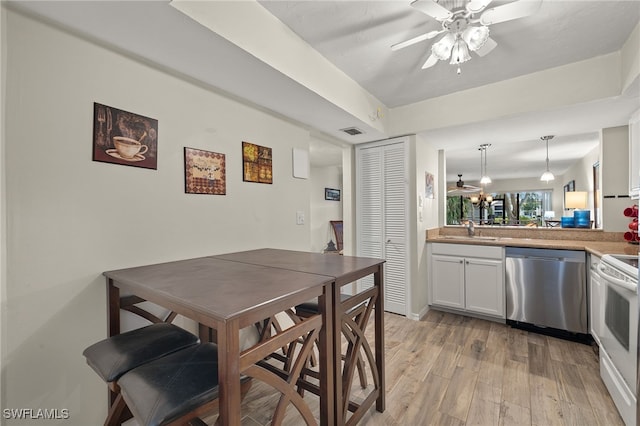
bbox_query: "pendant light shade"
[450,37,472,65]
[432,33,456,61]
[479,144,492,184]
[462,26,490,52]
[540,135,555,182]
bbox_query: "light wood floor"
[224,310,625,425]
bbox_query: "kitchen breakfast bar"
[103,249,385,426]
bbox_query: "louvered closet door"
[356,140,408,315]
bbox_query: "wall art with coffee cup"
[92,102,158,170]
[184,147,226,195]
[242,141,272,184]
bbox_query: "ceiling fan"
[447,174,481,195]
[392,0,543,72]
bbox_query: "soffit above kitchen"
[8,0,640,164]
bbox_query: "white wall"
[310,165,342,253]
[414,135,439,319]
[0,4,6,411]
[2,10,320,425]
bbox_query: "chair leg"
[355,351,368,388]
[104,393,127,426]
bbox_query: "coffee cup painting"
[92,102,158,169]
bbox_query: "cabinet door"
[465,258,505,318]
[431,255,465,310]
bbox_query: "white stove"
[599,253,638,425]
[603,254,639,278]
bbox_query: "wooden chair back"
[330,220,343,252]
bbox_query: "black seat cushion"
[118,343,249,426]
[83,323,199,383]
[296,293,352,316]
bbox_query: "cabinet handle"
[460,260,464,264]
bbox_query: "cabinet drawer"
[431,243,503,259]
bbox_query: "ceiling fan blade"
[391,30,443,51]
[410,0,453,21]
[479,0,542,26]
[466,0,493,14]
[422,53,439,69]
[475,37,497,56]
[448,185,481,195]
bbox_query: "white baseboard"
[407,305,430,321]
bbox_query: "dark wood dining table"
[103,255,335,426]
[213,248,386,425]
[103,249,385,425]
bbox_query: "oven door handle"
[598,263,637,292]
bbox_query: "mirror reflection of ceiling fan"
[392,0,543,72]
[447,174,481,195]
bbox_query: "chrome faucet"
[466,220,475,237]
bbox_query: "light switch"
[296,211,305,225]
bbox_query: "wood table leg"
[106,280,120,410]
[319,286,334,426]
[374,267,385,412]
[218,319,241,426]
[332,283,344,425]
[107,279,120,338]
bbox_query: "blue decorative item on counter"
[561,216,575,228]
[574,210,591,228]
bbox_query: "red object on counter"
[623,205,638,217]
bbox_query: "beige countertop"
[426,227,637,257]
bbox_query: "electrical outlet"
[296,211,305,225]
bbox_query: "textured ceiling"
[10,0,640,178]
[260,0,639,107]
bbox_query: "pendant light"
[479,143,492,185]
[540,135,555,182]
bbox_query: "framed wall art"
[92,102,158,170]
[425,171,435,199]
[325,188,340,201]
[184,147,226,195]
[242,141,272,184]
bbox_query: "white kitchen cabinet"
[589,253,604,345]
[430,243,505,319]
[465,257,505,317]
[431,254,465,309]
[630,108,640,199]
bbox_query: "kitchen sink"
[441,235,499,241]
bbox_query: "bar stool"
[83,323,199,425]
[296,294,368,389]
[118,342,252,426]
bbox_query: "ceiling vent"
[340,127,364,136]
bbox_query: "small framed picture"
[184,147,226,195]
[242,141,272,184]
[92,102,158,170]
[325,188,340,201]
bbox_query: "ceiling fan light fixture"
[463,26,490,51]
[432,33,455,60]
[450,37,471,65]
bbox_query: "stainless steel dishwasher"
[505,247,587,335]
